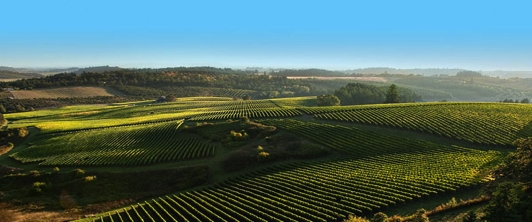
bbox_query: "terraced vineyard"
[302,102,532,146]
[10,120,216,166]
[85,145,502,222]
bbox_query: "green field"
[1,97,529,221]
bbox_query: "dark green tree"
[483,182,522,222]
[317,94,340,106]
[521,98,530,104]
[165,94,176,102]
[462,211,478,222]
[370,212,388,222]
[385,84,401,103]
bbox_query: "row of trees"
[500,98,530,103]
[333,83,421,105]
[317,84,417,106]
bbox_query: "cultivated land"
[1,96,529,221]
[9,86,123,99]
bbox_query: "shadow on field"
[517,120,532,138]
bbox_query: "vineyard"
[84,145,502,222]
[10,120,216,166]
[302,102,532,146]
[2,97,527,221]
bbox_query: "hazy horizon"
[2,1,531,71]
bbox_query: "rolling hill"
[1,97,528,221]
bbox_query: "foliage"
[462,211,478,222]
[384,84,401,103]
[411,208,430,222]
[456,70,483,77]
[317,94,341,106]
[344,215,370,222]
[370,212,388,222]
[165,94,176,102]
[228,130,249,141]
[31,181,51,195]
[498,137,532,183]
[334,82,420,105]
[257,151,270,162]
[72,168,85,178]
[483,182,522,222]
[484,137,532,221]
[17,127,29,137]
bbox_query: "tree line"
[317,83,422,106]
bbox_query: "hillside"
[9,86,125,99]
[1,97,529,221]
[0,70,42,80]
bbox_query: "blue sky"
[1,0,531,70]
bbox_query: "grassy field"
[9,86,124,99]
[0,97,528,221]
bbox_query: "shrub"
[257,151,270,163]
[71,168,85,178]
[84,175,97,182]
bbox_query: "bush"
[257,151,270,163]
[30,181,51,195]
[71,168,85,178]
[84,175,97,182]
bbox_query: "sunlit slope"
[301,102,532,146]
[10,120,216,166]
[5,98,301,132]
[82,146,502,222]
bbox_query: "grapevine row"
[86,146,502,222]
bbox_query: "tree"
[483,182,522,222]
[462,211,478,222]
[411,208,429,222]
[385,84,401,103]
[370,212,388,222]
[486,137,532,221]
[317,94,340,106]
[166,94,176,102]
[521,98,530,104]
[242,95,251,100]
[499,137,532,183]
[344,215,369,222]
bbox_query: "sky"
[1,0,531,71]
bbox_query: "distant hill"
[0,66,78,76]
[344,67,466,76]
[480,70,532,78]
[271,68,346,76]
[0,70,42,79]
[75,66,123,74]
